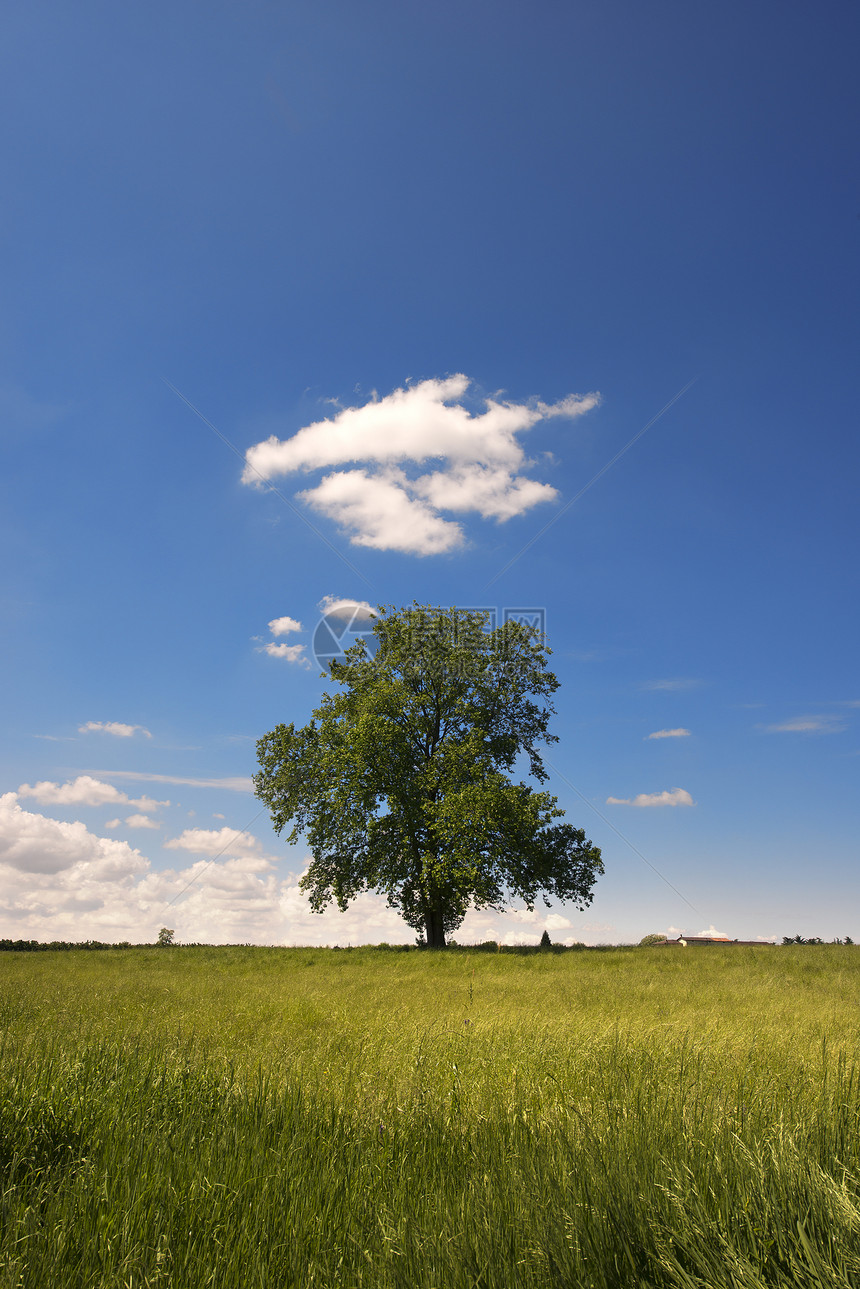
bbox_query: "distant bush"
[639,934,668,947]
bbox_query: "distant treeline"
[0,939,602,954]
[0,938,852,954]
[0,939,147,952]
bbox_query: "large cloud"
[242,376,600,555]
[0,792,149,877]
[0,797,609,946]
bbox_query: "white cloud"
[268,615,303,636]
[697,925,729,939]
[79,721,152,739]
[19,776,127,808]
[94,771,254,792]
[17,776,168,812]
[259,641,311,666]
[0,792,148,878]
[318,596,376,621]
[0,797,622,946]
[124,814,161,829]
[545,913,572,931]
[606,787,695,808]
[300,468,463,555]
[646,728,691,740]
[242,376,600,555]
[0,793,278,942]
[762,715,845,734]
[164,827,268,860]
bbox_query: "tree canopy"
[254,604,604,947]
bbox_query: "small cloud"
[124,814,160,830]
[697,925,729,939]
[268,615,303,637]
[643,679,702,692]
[94,771,254,792]
[213,813,225,820]
[761,714,845,734]
[606,787,695,808]
[259,641,311,667]
[104,818,121,829]
[646,728,691,740]
[545,913,572,931]
[318,595,376,622]
[78,721,152,739]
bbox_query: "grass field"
[2,943,860,1287]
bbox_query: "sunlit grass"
[2,945,859,1286]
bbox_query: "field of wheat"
[1,943,859,1287]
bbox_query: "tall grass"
[1,945,859,1286]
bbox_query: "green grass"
[2,944,860,1286]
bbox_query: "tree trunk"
[424,906,447,949]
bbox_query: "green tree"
[156,927,175,946]
[254,604,604,948]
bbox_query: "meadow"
[1,943,859,1287]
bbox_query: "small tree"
[540,929,552,950]
[255,605,604,948]
[639,933,668,946]
[157,927,175,947]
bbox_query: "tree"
[254,604,604,948]
[540,929,552,950]
[156,927,175,946]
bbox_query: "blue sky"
[1,0,858,945]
